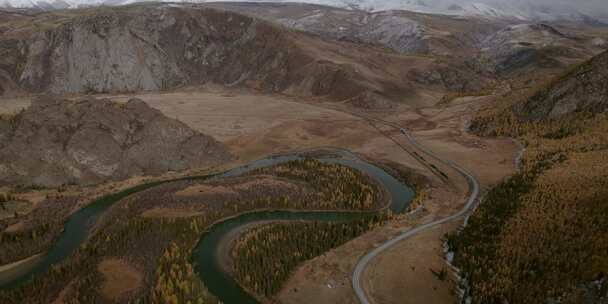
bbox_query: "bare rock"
[0,4,417,108]
[519,50,608,121]
[0,97,232,187]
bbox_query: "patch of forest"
[250,159,384,210]
[450,73,608,303]
[0,159,382,272]
[0,158,387,303]
[0,196,77,265]
[98,159,385,226]
[0,216,221,303]
[231,216,386,299]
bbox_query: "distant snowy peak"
[1,0,607,24]
[465,3,525,19]
[1,0,70,9]
[336,0,607,23]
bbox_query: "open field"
[116,90,389,164]
[97,259,143,301]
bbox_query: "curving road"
[352,122,481,304]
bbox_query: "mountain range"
[2,0,608,24]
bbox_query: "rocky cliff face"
[0,97,231,187]
[7,5,297,94]
[519,50,608,121]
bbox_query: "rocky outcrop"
[479,23,602,76]
[0,96,231,187]
[11,5,286,94]
[471,50,608,135]
[518,50,608,121]
[407,63,491,92]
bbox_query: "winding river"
[0,149,414,304]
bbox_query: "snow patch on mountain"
[1,0,607,24]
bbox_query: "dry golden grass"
[98,259,143,300]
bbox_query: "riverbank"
[215,220,280,303]
[0,254,41,273]
[1,148,411,304]
[274,93,520,304]
[190,151,414,304]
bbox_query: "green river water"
[0,150,414,304]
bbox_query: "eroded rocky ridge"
[2,5,304,94]
[0,97,231,187]
[519,50,608,121]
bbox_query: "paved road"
[352,123,481,304]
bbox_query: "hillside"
[479,23,601,76]
[0,3,489,107]
[449,50,608,304]
[202,3,608,78]
[471,50,608,133]
[519,50,608,120]
[0,96,231,187]
[1,4,605,102]
[203,2,504,56]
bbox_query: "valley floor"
[0,87,519,303]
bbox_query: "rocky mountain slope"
[0,3,500,106]
[518,50,608,120]
[205,0,608,23]
[0,97,231,187]
[478,23,603,76]
[204,2,504,56]
[2,4,305,95]
[471,50,608,133]
[203,3,608,78]
[0,3,604,100]
[3,0,608,24]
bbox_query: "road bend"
[352,121,480,304]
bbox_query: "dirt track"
[276,95,518,304]
[352,120,481,304]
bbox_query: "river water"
[0,149,414,303]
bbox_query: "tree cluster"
[232,215,385,298]
[450,86,608,303]
[252,159,382,210]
